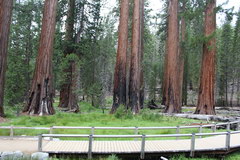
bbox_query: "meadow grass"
[0,102,213,138]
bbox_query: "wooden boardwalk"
[1,122,240,158]
[42,133,240,154]
[1,133,240,156]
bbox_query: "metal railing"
[1,121,240,139]
[0,121,240,139]
[1,121,240,159]
[39,131,239,159]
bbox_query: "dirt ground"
[0,117,7,123]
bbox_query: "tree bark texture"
[195,0,216,115]
[23,0,57,115]
[58,0,79,112]
[164,0,181,113]
[179,1,186,106]
[0,0,13,117]
[139,0,145,109]
[162,44,168,106]
[111,0,129,113]
[129,0,140,114]
[162,3,169,106]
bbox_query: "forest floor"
[1,101,240,159]
[0,117,7,123]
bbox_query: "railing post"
[190,133,196,158]
[140,135,146,160]
[10,125,14,139]
[49,126,53,140]
[91,127,95,135]
[176,126,180,140]
[227,122,230,131]
[135,127,139,141]
[198,124,203,138]
[225,131,231,151]
[38,134,43,152]
[212,123,216,132]
[91,127,95,141]
[135,127,139,135]
[88,135,93,159]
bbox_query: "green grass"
[1,103,212,138]
[0,102,238,159]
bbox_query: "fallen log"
[147,100,163,110]
[161,113,239,122]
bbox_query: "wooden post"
[176,126,180,140]
[38,134,43,152]
[225,132,231,151]
[140,135,146,160]
[88,135,93,159]
[190,133,196,157]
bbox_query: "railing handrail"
[1,120,239,131]
[1,120,240,140]
[41,131,236,139]
[0,126,50,130]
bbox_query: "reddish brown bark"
[162,3,169,106]
[111,0,129,113]
[129,0,141,114]
[164,0,181,113]
[179,1,186,106]
[195,0,216,115]
[23,0,57,115]
[58,0,79,113]
[162,45,168,106]
[139,0,144,109]
[0,0,13,117]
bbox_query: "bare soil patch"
[0,117,7,123]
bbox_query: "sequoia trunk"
[164,0,181,113]
[0,0,13,117]
[179,1,186,106]
[58,0,79,112]
[129,0,140,114]
[111,0,129,113]
[139,0,145,109]
[195,0,216,115]
[23,0,57,115]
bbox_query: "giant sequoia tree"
[195,0,216,115]
[58,0,79,112]
[163,0,181,113]
[139,0,145,109]
[111,0,129,113]
[0,0,13,117]
[23,0,57,115]
[129,0,141,114]
[179,0,186,106]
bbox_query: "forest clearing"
[1,0,240,159]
